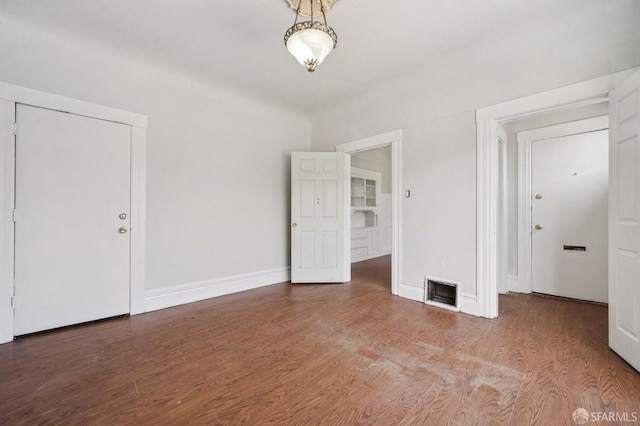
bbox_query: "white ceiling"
[1,0,638,113]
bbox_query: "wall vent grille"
[425,277,459,312]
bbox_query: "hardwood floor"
[1,255,639,425]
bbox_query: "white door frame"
[0,82,147,343]
[475,68,636,318]
[336,130,402,296]
[514,115,609,295]
[497,126,508,294]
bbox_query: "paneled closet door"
[13,104,131,335]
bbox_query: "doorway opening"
[349,147,392,288]
[479,67,640,372]
[475,69,636,319]
[336,130,403,296]
[484,99,610,317]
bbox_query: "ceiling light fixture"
[284,0,338,72]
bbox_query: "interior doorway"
[476,68,640,373]
[350,147,392,263]
[474,70,636,319]
[336,130,403,296]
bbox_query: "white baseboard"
[506,274,524,292]
[398,281,424,302]
[458,293,481,316]
[398,281,482,317]
[507,274,531,294]
[351,251,392,264]
[145,267,290,312]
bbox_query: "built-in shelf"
[351,176,376,209]
[351,168,382,263]
[352,209,377,228]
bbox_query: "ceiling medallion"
[283,0,339,72]
[285,0,339,18]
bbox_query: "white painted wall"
[351,147,392,194]
[401,115,477,295]
[0,15,309,304]
[309,14,640,305]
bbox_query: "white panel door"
[609,69,640,372]
[14,104,131,335]
[291,152,350,283]
[531,130,609,303]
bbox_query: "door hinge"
[11,295,15,308]
[11,209,16,222]
[13,122,17,136]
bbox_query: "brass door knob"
[534,224,542,230]
[119,226,128,234]
[535,194,542,200]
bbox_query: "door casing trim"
[0,81,147,343]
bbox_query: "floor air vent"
[425,277,459,312]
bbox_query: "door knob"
[534,224,542,230]
[119,213,127,220]
[291,223,297,228]
[535,194,542,200]
[119,226,128,234]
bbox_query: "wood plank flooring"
[1,256,639,425]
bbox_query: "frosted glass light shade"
[284,22,337,72]
[286,28,333,71]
